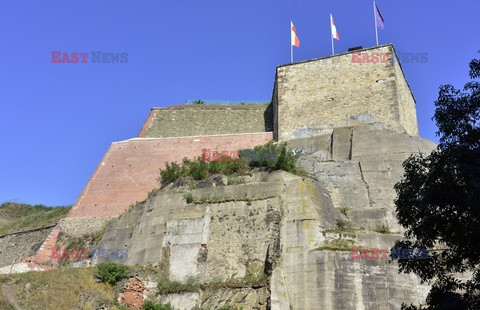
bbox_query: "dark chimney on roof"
[348,46,363,52]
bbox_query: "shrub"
[159,162,187,185]
[143,300,174,310]
[96,261,128,284]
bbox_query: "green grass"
[156,275,200,294]
[0,204,71,236]
[338,206,349,219]
[144,300,174,310]
[0,267,115,310]
[314,238,356,251]
[374,224,392,234]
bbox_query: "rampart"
[68,132,273,218]
[139,104,273,138]
[273,44,418,140]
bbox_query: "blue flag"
[375,3,384,29]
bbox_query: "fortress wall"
[68,132,273,218]
[393,53,419,135]
[274,44,418,141]
[139,104,273,138]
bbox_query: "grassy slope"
[0,203,71,236]
[0,268,119,310]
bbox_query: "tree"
[394,53,480,310]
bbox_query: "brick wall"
[68,132,273,218]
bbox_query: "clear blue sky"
[0,0,478,206]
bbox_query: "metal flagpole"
[331,15,334,55]
[330,14,335,55]
[374,1,379,46]
[291,40,293,63]
[290,21,293,63]
[331,34,334,55]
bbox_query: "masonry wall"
[273,44,418,141]
[139,104,273,138]
[68,132,273,218]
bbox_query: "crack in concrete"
[357,162,373,208]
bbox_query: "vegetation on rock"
[159,141,307,186]
[0,203,71,236]
[96,261,129,285]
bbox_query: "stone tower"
[273,44,418,140]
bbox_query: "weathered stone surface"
[96,163,433,308]
[296,124,436,231]
[157,292,201,310]
[201,286,269,310]
[140,104,273,138]
[273,44,419,141]
[0,226,53,267]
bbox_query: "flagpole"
[290,21,293,63]
[330,14,334,55]
[331,34,334,55]
[291,41,293,63]
[374,1,379,46]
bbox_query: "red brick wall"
[68,132,273,218]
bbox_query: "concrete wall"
[273,44,419,141]
[68,132,273,218]
[139,104,273,138]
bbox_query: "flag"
[374,2,384,29]
[291,21,300,47]
[330,14,340,40]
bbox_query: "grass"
[227,175,245,185]
[156,275,200,295]
[374,224,391,234]
[183,192,278,205]
[184,192,195,203]
[338,206,349,219]
[0,267,115,310]
[144,300,174,310]
[314,238,356,251]
[0,204,71,236]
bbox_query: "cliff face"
[96,124,436,309]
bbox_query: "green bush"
[159,162,187,185]
[96,261,128,285]
[143,300,174,310]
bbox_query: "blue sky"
[0,0,478,206]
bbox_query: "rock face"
[96,125,436,309]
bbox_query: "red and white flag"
[330,14,340,40]
[291,21,300,47]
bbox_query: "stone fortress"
[1,44,438,309]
